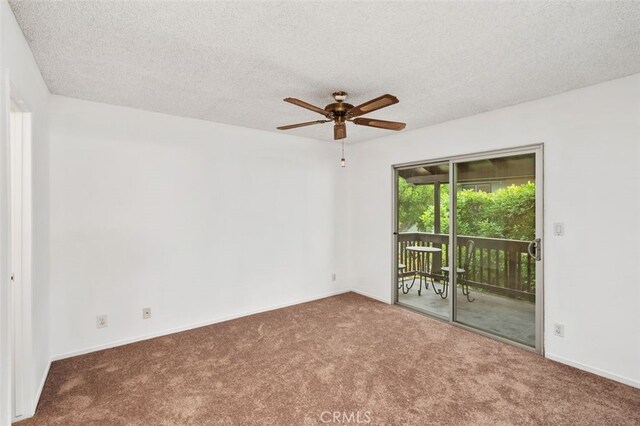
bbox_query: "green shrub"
[399,179,535,241]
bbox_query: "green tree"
[416,181,535,240]
[397,178,433,231]
[419,184,449,233]
[491,182,535,240]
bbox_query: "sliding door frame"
[392,144,544,354]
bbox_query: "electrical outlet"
[553,322,564,337]
[143,307,151,319]
[97,315,108,328]
[331,273,337,282]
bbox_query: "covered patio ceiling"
[399,154,535,185]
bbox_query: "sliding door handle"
[527,238,542,261]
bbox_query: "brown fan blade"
[352,117,406,131]
[347,94,399,118]
[277,120,331,130]
[334,123,346,140]
[284,98,332,117]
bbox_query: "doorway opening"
[394,146,543,352]
[9,88,33,421]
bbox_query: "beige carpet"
[19,293,640,425]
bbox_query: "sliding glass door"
[451,152,541,348]
[396,162,449,319]
[395,147,543,352]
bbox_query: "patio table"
[404,246,442,296]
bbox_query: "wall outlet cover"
[553,322,565,337]
[97,315,108,328]
[143,307,151,319]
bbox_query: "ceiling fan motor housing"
[325,102,354,120]
[326,91,353,120]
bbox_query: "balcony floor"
[397,278,535,347]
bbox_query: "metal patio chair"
[437,239,475,302]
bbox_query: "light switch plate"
[554,223,564,236]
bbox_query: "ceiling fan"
[277,91,406,140]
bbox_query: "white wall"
[346,74,640,387]
[48,96,348,359]
[0,0,50,422]
[48,75,640,391]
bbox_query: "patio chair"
[437,239,475,302]
[398,263,408,294]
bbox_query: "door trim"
[8,83,34,421]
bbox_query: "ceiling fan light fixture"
[333,91,348,102]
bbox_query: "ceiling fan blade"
[347,94,399,118]
[284,97,332,117]
[352,117,406,131]
[334,123,346,140]
[277,120,331,130]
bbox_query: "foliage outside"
[399,179,535,241]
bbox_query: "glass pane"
[396,163,450,319]
[452,153,537,347]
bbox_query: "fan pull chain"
[341,139,346,168]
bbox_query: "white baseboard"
[545,352,639,389]
[350,291,640,390]
[349,288,392,304]
[40,290,638,414]
[349,291,640,390]
[52,288,351,361]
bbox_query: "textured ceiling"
[9,0,640,143]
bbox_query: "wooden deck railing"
[398,232,535,302]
